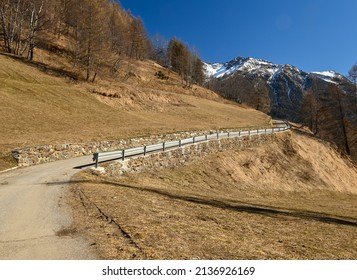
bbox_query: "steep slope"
[0,53,271,170]
[205,57,357,160]
[71,131,357,259]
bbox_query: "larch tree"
[334,85,351,155]
[51,0,72,38]
[71,0,111,82]
[108,2,128,76]
[168,38,189,83]
[192,55,204,85]
[167,38,204,87]
[127,16,150,60]
[301,89,318,134]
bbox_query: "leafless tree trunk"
[0,0,26,54]
[336,88,350,155]
[27,0,45,60]
[347,63,357,113]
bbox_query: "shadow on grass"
[48,179,357,228]
[1,52,80,80]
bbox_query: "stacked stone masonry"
[104,133,278,178]
[12,128,262,167]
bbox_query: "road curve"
[0,155,97,260]
[0,124,289,259]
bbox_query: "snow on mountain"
[312,71,339,78]
[204,57,280,80]
[204,57,344,85]
[203,56,357,162]
[311,71,342,84]
[204,62,224,77]
[237,58,280,79]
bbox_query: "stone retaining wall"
[12,128,257,167]
[104,133,278,177]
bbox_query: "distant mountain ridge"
[204,56,357,161]
[204,56,348,85]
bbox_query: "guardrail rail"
[92,123,290,168]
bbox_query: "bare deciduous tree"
[151,33,169,67]
[301,89,318,134]
[348,63,357,113]
[348,63,357,88]
[0,0,27,54]
[0,0,47,60]
[27,0,46,60]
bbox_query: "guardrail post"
[122,150,125,161]
[217,132,219,139]
[239,130,241,137]
[144,146,147,156]
[257,129,259,134]
[163,142,166,151]
[93,153,99,168]
[193,136,195,143]
[205,135,208,141]
[249,130,251,136]
[265,128,267,134]
[228,132,230,138]
[179,139,182,147]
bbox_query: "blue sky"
[119,0,357,76]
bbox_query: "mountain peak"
[204,56,347,85]
[204,56,280,80]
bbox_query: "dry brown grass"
[70,132,357,259]
[0,53,270,170]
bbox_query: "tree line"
[0,0,204,84]
[152,36,204,86]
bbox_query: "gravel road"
[0,156,97,260]
[0,124,289,260]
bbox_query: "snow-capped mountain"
[204,57,280,80]
[204,56,352,105]
[204,56,345,85]
[204,56,357,161]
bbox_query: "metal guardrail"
[92,123,290,168]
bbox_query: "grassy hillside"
[71,131,357,259]
[0,53,270,170]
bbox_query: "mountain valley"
[0,0,357,261]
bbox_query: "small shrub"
[155,71,169,80]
